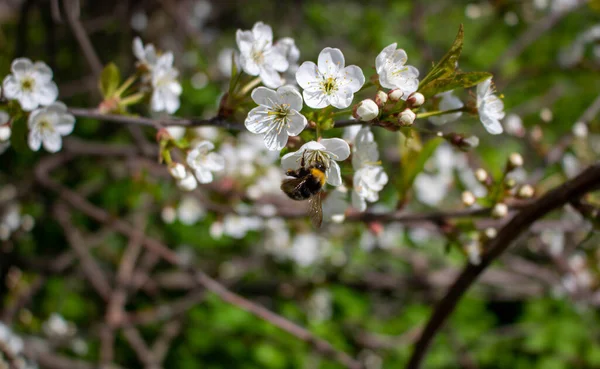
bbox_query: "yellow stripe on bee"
[310,168,326,186]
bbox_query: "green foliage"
[99,62,121,98]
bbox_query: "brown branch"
[61,0,103,77]
[405,163,600,369]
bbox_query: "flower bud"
[375,91,388,107]
[475,168,489,183]
[178,173,198,191]
[169,163,187,180]
[461,191,476,207]
[572,122,588,138]
[0,126,11,142]
[504,177,517,189]
[508,152,523,169]
[398,108,416,126]
[484,227,497,239]
[161,206,177,224]
[492,202,508,218]
[517,184,535,198]
[407,92,425,108]
[465,240,481,265]
[353,99,379,122]
[388,89,404,102]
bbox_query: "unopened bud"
[504,177,516,189]
[572,122,588,138]
[169,163,187,180]
[353,99,379,122]
[484,227,497,239]
[492,202,508,218]
[517,184,535,198]
[161,206,177,224]
[508,152,523,169]
[0,126,11,142]
[398,108,416,126]
[407,92,425,108]
[461,191,476,207]
[178,173,198,191]
[445,132,479,152]
[475,168,489,183]
[375,91,388,107]
[388,89,404,102]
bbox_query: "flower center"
[251,48,265,65]
[321,77,338,95]
[39,119,54,134]
[21,77,35,92]
[267,103,292,133]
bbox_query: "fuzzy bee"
[280,153,326,228]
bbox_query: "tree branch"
[406,163,600,369]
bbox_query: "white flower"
[281,138,350,186]
[222,214,263,239]
[414,172,453,206]
[217,48,240,77]
[3,58,58,111]
[247,166,285,200]
[322,185,348,223]
[476,78,505,134]
[263,217,291,258]
[177,170,198,191]
[186,141,225,184]
[0,110,10,155]
[151,64,182,114]
[290,233,321,266]
[169,163,187,179]
[236,22,288,88]
[296,47,365,109]
[133,37,159,69]
[352,126,379,169]
[375,43,419,97]
[352,166,388,211]
[429,91,464,125]
[43,313,75,339]
[503,113,525,137]
[306,288,332,322]
[274,37,300,85]
[166,126,186,140]
[245,86,307,151]
[177,195,205,225]
[28,101,75,153]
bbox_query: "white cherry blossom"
[0,110,10,154]
[352,165,388,211]
[28,102,75,153]
[429,90,464,125]
[236,22,288,88]
[151,63,182,114]
[281,138,350,186]
[375,43,419,98]
[274,37,300,85]
[245,86,307,151]
[186,141,225,184]
[322,185,348,223]
[296,47,365,109]
[133,37,159,69]
[476,78,505,135]
[177,195,206,225]
[3,58,58,111]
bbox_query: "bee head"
[314,161,326,173]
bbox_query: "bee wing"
[308,193,323,228]
[281,177,306,195]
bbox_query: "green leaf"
[418,24,464,90]
[396,130,443,202]
[419,71,492,98]
[10,115,28,153]
[99,63,121,98]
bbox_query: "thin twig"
[406,163,600,369]
[62,0,103,77]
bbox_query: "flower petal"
[245,106,273,134]
[318,47,345,76]
[295,62,320,92]
[375,43,397,75]
[236,30,254,55]
[480,115,503,135]
[277,85,303,111]
[34,83,58,106]
[286,111,306,136]
[281,151,303,171]
[339,65,365,93]
[133,37,145,61]
[32,62,53,82]
[351,190,367,212]
[251,87,278,106]
[326,161,342,186]
[205,152,225,171]
[328,87,354,109]
[265,50,289,72]
[259,66,283,88]
[19,93,39,111]
[303,90,329,109]
[42,132,62,153]
[194,168,214,184]
[11,58,32,77]
[2,76,20,99]
[28,130,42,151]
[263,126,288,151]
[321,138,350,161]
[252,22,273,46]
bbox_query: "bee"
[281,153,326,228]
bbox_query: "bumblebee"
[281,153,326,228]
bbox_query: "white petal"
[339,65,365,93]
[352,190,367,212]
[477,78,492,98]
[0,111,9,125]
[251,86,278,106]
[277,85,303,111]
[164,92,180,114]
[301,141,327,152]
[28,130,42,151]
[252,22,273,46]
[326,162,342,186]
[239,56,260,76]
[195,168,214,183]
[274,37,300,64]
[328,87,354,109]
[2,76,20,99]
[205,152,225,171]
[19,93,39,111]
[318,47,345,76]
[193,140,214,152]
[35,82,58,106]
[375,43,397,74]
[56,116,76,136]
[303,90,329,109]
[281,151,303,171]
[133,37,145,60]
[259,66,283,88]
[32,62,53,82]
[321,138,350,161]
[11,58,32,77]
[481,115,503,135]
[236,30,254,56]
[245,106,273,134]
[264,126,288,151]
[42,132,62,153]
[265,51,289,72]
[286,111,306,136]
[295,62,320,92]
